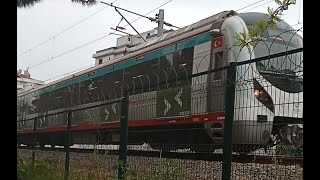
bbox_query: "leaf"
[268,7,274,15]
[273,15,282,23]
[275,0,282,6]
[241,32,248,40]
[256,21,267,29]
[288,0,296,5]
[234,0,294,48]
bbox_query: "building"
[17,69,45,93]
[92,28,173,66]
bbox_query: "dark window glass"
[124,58,159,94]
[213,51,224,80]
[159,47,194,88]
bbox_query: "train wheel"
[50,144,55,149]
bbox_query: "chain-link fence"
[17,27,303,180]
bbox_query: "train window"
[59,88,67,108]
[175,47,193,85]
[113,70,124,99]
[87,79,95,97]
[213,51,224,80]
[99,73,109,101]
[102,72,116,100]
[55,88,63,109]
[159,53,174,88]
[65,86,73,107]
[124,58,159,94]
[71,83,79,106]
[124,68,143,94]
[159,47,194,88]
[79,81,88,105]
[95,78,104,101]
[46,93,52,110]
[43,93,50,112]
[144,59,159,91]
[123,69,134,94]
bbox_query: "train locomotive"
[17,10,303,152]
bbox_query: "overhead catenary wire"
[242,0,274,12]
[42,65,95,83]
[100,1,157,22]
[26,0,270,71]
[18,6,108,57]
[236,0,267,12]
[29,35,109,69]
[26,0,295,81]
[291,22,303,27]
[100,1,179,28]
[114,7,146,42]
[27,0,174,70]
[121,0,173,25]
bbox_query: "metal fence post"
[118,92,129,180]
[32,117,37,167]
[64,110,72,180]
[222,62,236,180]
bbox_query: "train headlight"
[254,89,262,98]
[253,79,275,113]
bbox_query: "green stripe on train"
[23,32,211,96]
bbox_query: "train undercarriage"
[17,116,303,155]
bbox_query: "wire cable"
[18,6,108,57]
[236,0,267,12]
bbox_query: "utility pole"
[157,9,164,37]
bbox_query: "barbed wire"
[18,37,302,119]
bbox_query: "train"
[17,10,303,153]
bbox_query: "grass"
[17,155,64,180]
[17,155,184,180]
[275,144,303,156]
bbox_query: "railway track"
[17,146,303,166]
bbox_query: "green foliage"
[17,156,63,180]
[275,144,303,156]
[110,160,183,180]
[17,155,112,180]
[107,160,137,180]
[151,161,183,180]
[235,0,296,48]
[117,160,138,179]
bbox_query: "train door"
[208,36,227,113]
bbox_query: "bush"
[275,144,303,156]
[17,157,63,180]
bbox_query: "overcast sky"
[17,0,303,82]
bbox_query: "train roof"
[238,12,294,31]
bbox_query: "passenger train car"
[17,10,303,152]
